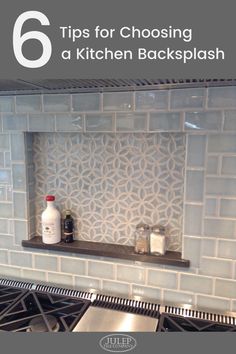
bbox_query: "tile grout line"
[204,87,208,110]
[58,257,61,272]
[100,93,103,112]
[177,272,180,290]
[198,132,208,267]
[114,263,117,281]
[146,112,150,132]
[113,112,117,133]
[182,131,189,257]
[212,277,216,295]
[232,261,235,279]
[167,89,171,111]
[32,253,35,269]
[69,94,73,112]
[8,97,15,114]
[85,259,88,276]
[132,92,136,111]
[41,95,44,113]
[215,239,219,258]
[221,110,225,132]
[144,268,148,285]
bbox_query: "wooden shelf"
[22,236,190,268]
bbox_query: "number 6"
[13,11,52,68]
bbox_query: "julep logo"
[99,334,137,352]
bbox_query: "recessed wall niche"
[28,132,185,251]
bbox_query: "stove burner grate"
[157,313,236,332]
[0,290,90,332]
[0,284,28,317]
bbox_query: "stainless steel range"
[0,278,235,332]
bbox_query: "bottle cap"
[65,210,71,215]
[45,195,55,201]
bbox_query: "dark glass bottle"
[63,210,74,243]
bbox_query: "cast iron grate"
[0,290,90,332]
[0,284,28,317]
[157,313,236,332]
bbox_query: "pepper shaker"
[134,223,150,254]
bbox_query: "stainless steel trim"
[0,278,34,290]
[34,283,95,301]
[94,293,160,313]
[72,307,159,332]
[160,304,236,325]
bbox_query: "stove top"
[0,279,236,332]
[0,286,90,332]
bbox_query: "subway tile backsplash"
[186,171,204,202]
[16,95,42,113]
[185,111,222,131]
[170,88,205,109]
[196,295,231,312]
[0,96,14,112]
[1,87,236,312]
[200,257,233,278]
[72,93,100,112]
[43,94,71,112]
[180,273,213,295]
[28,114,55,132]
[147,269,177,289]
[117,265,146,284]
[2,114,27,131]
[116,112,147,131]
[208,134,236,153]
[208,87,236,108]
[103,92,133,111]
[135,90,168,110]
[85,113,113,131]
[186,135,206,167]
[223,110,236,130]
[55,114,83,132]
[221,156,236,175]
[149,112,182,131]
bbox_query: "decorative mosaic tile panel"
[33,133,185,251]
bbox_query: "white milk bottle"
[42,195,61,244]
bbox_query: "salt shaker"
[150,225,166,255]
[134,223,150,254]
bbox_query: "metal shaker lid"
[136,223,150,231]
[151,224,166,234]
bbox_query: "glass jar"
[134,223,150,254]
[149,224,166,255]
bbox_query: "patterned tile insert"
[33,133,185,250]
